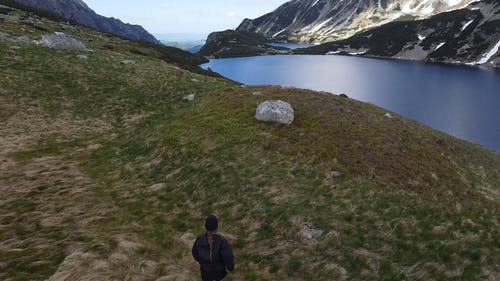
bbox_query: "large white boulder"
[255,100,294,125]
[41,32,87,51]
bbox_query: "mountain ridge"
[2,0,159,43]
[237,0,477,43]
[296,0,500,67]
[199,0,499,67]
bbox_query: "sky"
[83,0,289,36]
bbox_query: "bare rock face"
[255,100,294,125]
[41,32,87,51]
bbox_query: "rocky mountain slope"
[199,0,498,67]
[297,0,500,67]
[237,0,477,43]
[1,3,499,281]
[1,0,159,43]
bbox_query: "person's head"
[205,215,218,233]
[205,215,218,261]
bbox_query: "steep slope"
[0,0,159,43]
[1,4,499,281]
[237,0,476,43]
[296,0,500,67]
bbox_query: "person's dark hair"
[205,215,218,261]
[205,215,218,231]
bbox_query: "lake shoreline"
[202,55,500,152]
[202,52,500,70]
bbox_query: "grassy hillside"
[1,4,499,281]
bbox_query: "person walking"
[192,215,235,281]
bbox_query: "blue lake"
[202,55,500,152]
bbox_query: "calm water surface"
[202,55,500,152]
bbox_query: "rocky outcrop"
[296,0,500,67]
[255,100,295,125]
[5,0,159,43]
[41,32,87,51]
[198,30,289,58]
[236,0,477,43]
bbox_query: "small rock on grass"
[384,113,393,119]
[252,91,263,96]
[140,260,159,275]
[87,143,102,150]
[183,94,196,102]
[78,54,89,60]
[300,221,323,240]
[332,171,342,178]
[149,183,166,192]
[121,59,136,65]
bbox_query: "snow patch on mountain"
[294,0,499,68]
[460,19,474,31]
[434,42,446,50]
[469,39,500,65]
[237,0,478,43]
[273,28,287,38]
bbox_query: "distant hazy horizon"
[83,0,289,35]
[154,33,208,42]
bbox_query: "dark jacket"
[192,233,234,281]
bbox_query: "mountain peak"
[236,0,478,43]
[7,0,159,43]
